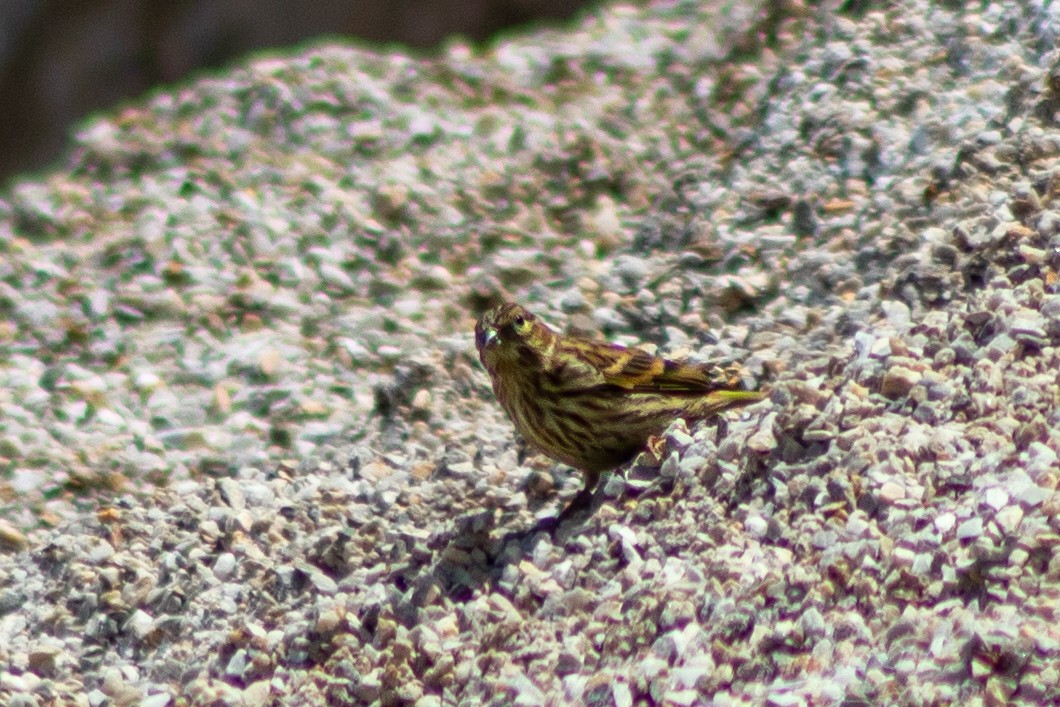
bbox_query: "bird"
[475,301,765,510]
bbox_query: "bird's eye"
[512,314,531,334]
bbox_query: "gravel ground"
[2,0,1060,704]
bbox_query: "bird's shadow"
[377,483,603,621]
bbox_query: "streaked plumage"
[475,302,765,498]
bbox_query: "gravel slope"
[2,0,1060,704]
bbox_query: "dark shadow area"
[0,0,597,184]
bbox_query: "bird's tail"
[696,389,768,417]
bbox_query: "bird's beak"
[476,326,498,351]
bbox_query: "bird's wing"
[622,356,724,393]
[552,338,736,393]
[595,346,669,389]
[604,348,745,394]
[541,340,655,391]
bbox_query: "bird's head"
[475,302,552,373]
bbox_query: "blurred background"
[0,0,594,185]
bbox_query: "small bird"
[475,302,765,508]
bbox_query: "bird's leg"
[531,469,599,536]
[558,469,599,516]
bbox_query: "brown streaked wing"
[600,347,666,389]
[624,358,725,394]
[563,341,666,390]
[540,344,606,392]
